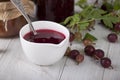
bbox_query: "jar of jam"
[0,0,34,38]
[34,0,74,23]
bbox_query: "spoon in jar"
[10,0,37,35]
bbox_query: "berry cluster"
[67,32,113,68]
[65,48,84,64]
[84,45,113,69]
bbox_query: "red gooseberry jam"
[23,29,65,44]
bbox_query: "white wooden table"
[0,1,120,80]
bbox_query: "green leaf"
[80,6,106,20]
[62,16,72,25]
[80,6,93,18]
[103,19,113,28]
[76,0,87,8]
[78,23,89,30]
[83,33,97,41]
[102,14,120,28]
[69,14,81,27]
[93,9,106,15]
[91,9,106,19]
[76,0,86,5]
[113,0,120,10]
[62,13,81,27]
[73,14,81,22]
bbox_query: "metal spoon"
[10,0,37,35]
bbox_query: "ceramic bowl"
[19,21,70,65]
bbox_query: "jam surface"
[24,29,65,44]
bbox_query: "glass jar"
[34,0,74,23]
[0,0,34,38]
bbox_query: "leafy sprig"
[62,6,106,32]
[100,0,120,30]
[62,0,120,42]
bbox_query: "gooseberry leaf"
[113,0,120,10]
[102,14,120,28]
[62,16,72,25]
[83,33,97,42]
[76,0,87,8]
[78,22,89,30]
[80,6,106,20]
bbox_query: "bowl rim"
[19,21,70,47]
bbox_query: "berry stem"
[94,55,101,60]
[64,47,71,56]
[109,65,113,69]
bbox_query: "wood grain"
[0,0,120,80]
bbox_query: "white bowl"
[19,21,70,65]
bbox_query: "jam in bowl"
[23,29,65,44]
[19,21,70,65]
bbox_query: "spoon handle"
[10,0,37,35]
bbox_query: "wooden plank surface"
[0,0,120,80]
[0,23,120,80]
[0,38,67,80]
[60,23,116,80]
